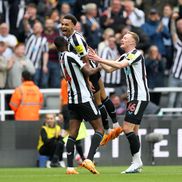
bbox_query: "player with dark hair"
[89,31,150,173]
[61,14,123,146]
[54,36,104,175]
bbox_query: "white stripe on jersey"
[68,31,88,58]
[100,46,121,85]
[89,100,99,115]
[118,49,150,101]
[59,51,92,104]
[25,33,48,69]
[172,39,182,79]
[134,100,141,115]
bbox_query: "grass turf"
[0,166,181,182]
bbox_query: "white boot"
[121,152,143,174]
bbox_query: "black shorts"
[124,100,149,125]
[68,100,101,122]
[89,72,101,93]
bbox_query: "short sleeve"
[126,51,141,65]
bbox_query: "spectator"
[0,23,18,59]
[24,20,49,88]
[124,0,145,27]
[161,4,174,73]
[145,45,165,105]
[9,71,43,121]
[100,35,126,96]
[111,94,126,115]
[37,0,61,18]
[100,0,126,32]
[42,18,60,88]
[97,28,115,56]
[0,0,25,32]
[81,3,102,49]
[60,2,72,20]
[6,43,35,89]
[19,3,44,42]
[73,0,101,21]
[168,13,182,108]
[0,41,9,89]
[141,8,170,58]
[120,24,150,54]
[37,113,65,168]
[49,9,61,31]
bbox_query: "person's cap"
[149,8,158,14]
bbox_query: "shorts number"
[127,103,136,112]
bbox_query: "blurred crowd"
[0,0,182,110]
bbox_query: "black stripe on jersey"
[126,67,132,100]
[179,67,182,78]
[72,33,79,46]
[177,42,182,47]
[82,37,88,51]
[62,53,74,103]
[67,56,82,103]
[132,49,137,54]
[30,37,39,64]
[130,66,138,100]
[35,38,43,65]
[69,43,76,54]
[132,55,142,64]
[174,50,182,76]
[118,55,125,62]
[68,56,82,68]
[26,34,34,54]
[141,56,150,101]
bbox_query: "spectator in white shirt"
[124,0,145,27]
[0,23,18,59]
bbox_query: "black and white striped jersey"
[118,49,150,101]
[59,51,93,104]
[100,46,123,86]
[67,30,88,58]
[172,38,182,80]
[25,33,48,69]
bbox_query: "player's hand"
[88,47,100,62]
[43,65,48,74]
[88,80,95,92]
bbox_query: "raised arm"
[88,47,128,72]
[171,12,179,43]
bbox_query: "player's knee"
[123,125,133,134]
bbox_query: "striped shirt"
[67,30,88,58]
[172,38,182,80]
[100,46,123,86]
[59,51,92,104]
[25,33,49,69]
[118,49,150,101]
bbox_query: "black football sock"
[75,140,85,160]
[66,136,76,167]
[125,132,140,156]
[102,96,117,123]
[87,132,103,161]
[98,104,109,130]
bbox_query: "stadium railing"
[0,87,182,121]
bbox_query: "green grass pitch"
[0,166,182,182]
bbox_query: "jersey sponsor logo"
[75,45,84,54]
